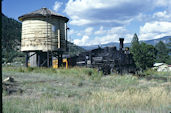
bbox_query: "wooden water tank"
[18,8,69,52]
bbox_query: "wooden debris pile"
[2,77,23,95]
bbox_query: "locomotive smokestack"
[119,38,124,50]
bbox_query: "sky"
[2,0,171,46]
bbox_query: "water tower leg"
[25,52,29,67]
[37,52,41,67]
[58,54,62,67]
[51,52,53,67]
[47,51,50,67]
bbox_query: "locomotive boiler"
[75,38,136,75]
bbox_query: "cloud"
[73,35,89,46]
[77,33,82,36]
[108,27,127,34]
[65,0,171,46]
[70,18,92,26]
[153,11,167,18]
[90,33,133,45]
[152,11,171,22]
[137,0,171,22]
[139,21,171,40]
[65,0,156,26]
[154,0,171,8]
[73,26,133,46]
[95,26,127,35]
[53,1,63,12]
[93,34,119,45]
[85,27,94,35]
[80,20,171,46]
[68,29,75,36]
[95,26,106,35]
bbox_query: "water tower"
[18,8,69,67]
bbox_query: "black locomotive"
[74,38,136,75]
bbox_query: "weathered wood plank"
[21,17,67,52]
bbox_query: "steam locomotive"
[74,38,136,75]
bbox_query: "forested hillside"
[2,14,86,63]
[66,41,86,56]
[2,14,23,63]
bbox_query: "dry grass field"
[2,66,171,113]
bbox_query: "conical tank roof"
[18,7,69,22]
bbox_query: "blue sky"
[2,0,171,46]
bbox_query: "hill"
[2,14,85,63]
[67,41,86,55]
[82,36,171,50]
[2,14,22,63]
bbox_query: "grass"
[2,66,171,113]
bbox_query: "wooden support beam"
[50,52,53,67]
[25,52,29,67]
[37,52,41,67]
[47,51,50,67]
[58,54,62,67]
[58,29,60,48]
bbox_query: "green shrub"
[142,68,157,76]
[26,67,34,72]
[18,67,24,73]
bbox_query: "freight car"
[75,38,136,75]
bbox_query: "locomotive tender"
[75,38,136,75]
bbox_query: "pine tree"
[155,41,169,63]
[138,43,156,70]
[130,33,156,70]
[130,33,141,69]
[166,38,171,64]
[167,38,171,54]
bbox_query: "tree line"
[130,33,171,71]
[2,14,23,63]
